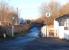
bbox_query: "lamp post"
[12,16,15,37]
[45,12,51,37]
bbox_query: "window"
[59,18,65,26]
[59,22,64,26]
[64,27,68,30]
[64,18,69,30]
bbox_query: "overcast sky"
[0,0,69,20]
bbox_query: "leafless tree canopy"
[0,2,18,26]
[39,1,61,25]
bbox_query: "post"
[12,25,14,37]
[3,33,6,38]
[46,24,47,37]
[11,16,15,37]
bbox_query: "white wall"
[41,25,47,37]
[54,20,64,39]
[54,20,69,40]
[41,25,55,37]
[64,30,69,40]
[54,20,59,37]
[58,26,64,39]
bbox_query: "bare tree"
[60,3,69,16]
[40,1,61,25]
[0,2,18,26]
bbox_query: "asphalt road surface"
[0,26,40,50]
[0,26,69,50]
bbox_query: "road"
[0,26,69,50]
[0,26,41,50]
[23,38,69,50]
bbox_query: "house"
[41,14,69,40]
[41,2,69,40]
[54,14,69,40]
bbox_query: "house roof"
[56,14,69,21]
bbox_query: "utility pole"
[11,16,15,37]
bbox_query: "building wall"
[41,24,58,37]
[54,16,69,40]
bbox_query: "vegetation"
[39,1,69,25]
